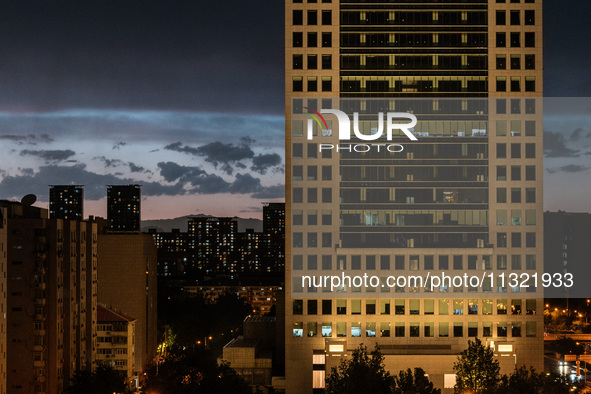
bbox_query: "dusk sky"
[0,0,590,219]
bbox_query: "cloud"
[128,162,148,173]
[113,141,127,150]
[547,164,590,174]
[570,128,584,141]
[251,184,285,199]
[0,164,184,201]
[165,138,256,175]
[20,149,76,161]
[543,131,580,158]
[0,133,55,145]
[94,156,123,168]
[251,153,282,174]
[157,162,206,183]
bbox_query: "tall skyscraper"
[285,1,543,393]
[107,185,141,232]
[188,217,237,275]
[49,185,84,220]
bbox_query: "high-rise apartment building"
[1,201,97,394]
[285,1,543,392]
[263,203,286,273]
[0,208,7,394]
[49,185,84,221]
[188,217,238,274]
[107,185,141,232]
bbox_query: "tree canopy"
[453,338,500,394]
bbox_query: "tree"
[66,363,127,394]
[453,338,500,394]
[394,368,441,394]
[326,344,395,394]
[495,366,576,394]
[143,348,251,394]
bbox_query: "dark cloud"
[128,162,148,173]
[251,185,285,199]
[570,128,584,141]
[251,153,282,175]
[20,149,75,161]
[94,156,123,168]
[113,141,127,150]
[547,164,590,174]
[0,164,184,201]
[157,162,205,183]
[543,131,580,158]
[165,138,256,175]
[0,133,55,145]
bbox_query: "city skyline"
[0,0,590,219]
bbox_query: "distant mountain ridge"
[141,214,263,233]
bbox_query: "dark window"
[439,255,449,270]
[352,255,361,270]
[293,10,303,25]
[424,255,434,270]
[380,255,390,270]
[525,32,535,47]
[525,143,535,158]
[510,32,520,47]
[293,0,302,2]
[510,10,520,25]
[497,143,506,158]
[308,300,317,315]
[454,324,464,337]
[511,166,521,181]
[322,166,331,181]
[525,121,536,136]
[293,32,303,47]
[322,32,332,47]
[525,10,535,25]
[496,32,506,47]
[526,188,536,203]
[293,77,303,92]
[468,325,478,337]
[307,10,317,25]
[497,188,507,203]
[453,255,463,270]
[496,78,506,92]
[322,299,332,314]
[293,54,303,69]
[308,32,317,47]
[307,233,317,248]
[322,54,332,69]
[337,301,346,314]
[322,149,332,159]
[322,232,332,247]
[497,165,507,181]
[525,166,536,180]
[525,99,536,114]
[511,99,521,114]
[511,233,521,248]
[525,54,535,69]
[322,188,332,203]
[322,10,332,25]
[307,188,317,203]
[526,233,536,247]
[497,233,507,248]
[496,10,506,25]
[308,255,318,270]
[496,55,506,69]
[322,77,332,92]
[307,143,317,158]
[293,300,303,314]
[308,54,317,69]
[366,301,376,315]
[322,212,332,225]
[497,99,507,114]
[308,78,317,92]
[293,188,303,203]
[293,143,303,158]
[366,255,376,270]
[511,55,520,69]
[511,188,521,203]
[511,77,520,92]
[308,211,317,225]
[511,143,521,159]
[525,78,535,92]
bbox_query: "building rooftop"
[97,304,136,323]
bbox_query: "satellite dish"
[21,194,37,206]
